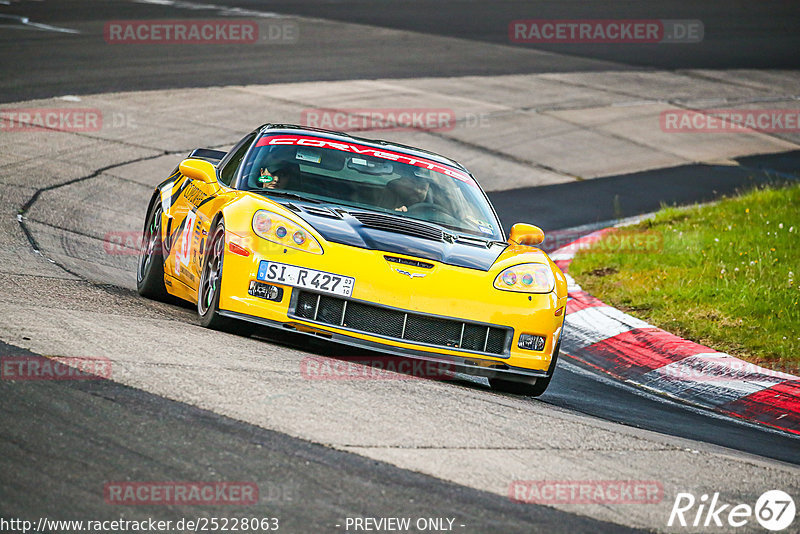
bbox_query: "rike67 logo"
[669,490,795,531]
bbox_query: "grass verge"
[569,183,800,368]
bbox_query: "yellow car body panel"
[159,187,566,373]
[146,127,568,383]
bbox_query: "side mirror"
[508,223,545,246]
[179,158,217,184]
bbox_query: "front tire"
[489,337,561,397]
[198,219,236,331]
[137,201,170,301]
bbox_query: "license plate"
[257,261,354,297]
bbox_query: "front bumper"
[218,239,566,374]
[218,308,554,382]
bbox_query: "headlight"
[252,210,323,254]
[494,263,554,293]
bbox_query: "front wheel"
[137,201,170,301]
[198,219,236,331]
[489,337,561,397]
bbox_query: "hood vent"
[351,212,444,242]
[455,235,491,248]
[302,205,341,219]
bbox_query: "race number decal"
[175,211,197,273]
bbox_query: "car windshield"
[238,134,502,239]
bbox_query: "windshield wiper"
[255,190,321,204]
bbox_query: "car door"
[167,134,257,292]
[165,171,219,290]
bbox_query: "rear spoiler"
[188,148,227,164]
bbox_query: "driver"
[385,172,430,212]
[256,164,299,190]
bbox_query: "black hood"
[284,202,505,271]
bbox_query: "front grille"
[461,323,488,352]
[291,290,509,356]
[295,291,319,319]
[486,327,508,354]
[351,212,444,242]
[317,295,345,324]
[404,314,462,347]
[344,300,405,339]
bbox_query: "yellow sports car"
[137,125,567,395]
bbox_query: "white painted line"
[639,352,795,406]
[563,272,582,292]
[564,305,652,350]
[549,252,574,262]
[639,375,776,408]
[557,357,797,439]
[0,14,80,34]
[651,352,798,383]
[133,0,283,18]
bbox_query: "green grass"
[569,183,800,368]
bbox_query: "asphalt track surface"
[227,0,800,70]
[2,0,800,532]
[0,342,638,534]
[2,0,800,103]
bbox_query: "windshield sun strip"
[255,134,476,188]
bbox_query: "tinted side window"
[218,135,255,186]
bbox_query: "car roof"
[257,123,470,173]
